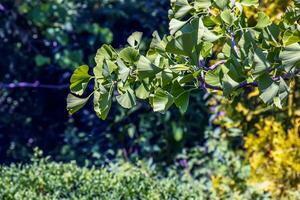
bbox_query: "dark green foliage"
[0,155,203,200]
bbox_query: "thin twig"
[0,81,69,90]
[203,60,226,71]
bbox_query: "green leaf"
[119,47,140,63]
[201,42,213,57]
[169,19,188,35]
[253,49,269,74]
[194,0,211,9]
[260,82,279,104]
[150,31,167,52]
[70,65,91,96]
[173,0,193,19]
[279,43,300,71]
[67,94,90,115]
[137,56,162,79]
[258,74,279,103]
[94,45,117,78]
[106,60,118,74]
[255,12,271,29]
[240,0,259,6]
[282,30,300,46]
[136,84,149,99]
[205,67,221,87]
[203,29,220,42]
[221,9,235,25]
[160,69,174,87]
[222,73,239,96]
[116,88,137,109]
[171,81,190,114]
[127,32,143,48]
[215,0,229,9]
[94,45,116,67]
[152,88,174,112]
[179,73,197,84]
[117,59,130,82]
[94,85,113,120]
[102,60,112,78]
[166,33,195,56]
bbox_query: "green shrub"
[0,157,204,200]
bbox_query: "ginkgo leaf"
[70,65,91,96]
[194,0,211,9]
[116,88,137,109]
[215,0,229,9]
[171,81,190,114]
[279,43,300,71]
[205,68,222,87]
[173,0,193,19]
[170,64,191,72]
[253,49,269,74]
[67,94,91,115]
[169,18,188,35]
[117,59,130,82]
[255,12,271,29]
[137,56,162,79]
[136,84,150,99]
[222,73,239,96]
[119,47,140,63]
[127,32,143,48]
[94,85,113,120]
[152,88,174,112]
[282,30,300,46]
[258,74,279,104]
[221,9,235,25]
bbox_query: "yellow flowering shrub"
[244,117,300,198]
[204,2,300,198]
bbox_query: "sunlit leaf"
[255,12,271,29]
[70,65,91,96]
[152,88,174,112]
[137,56,162,79]
[127,32,143,48]
[279,43,300,71]
[67,94,90,115]
[116,88,137,109]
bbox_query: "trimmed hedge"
[0,158,203,200]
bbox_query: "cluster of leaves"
[1,0,209,170]
[67,0,300,119]
[1,0,184,164]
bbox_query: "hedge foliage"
[0,154,204,200]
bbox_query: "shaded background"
[0,0,209,166]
